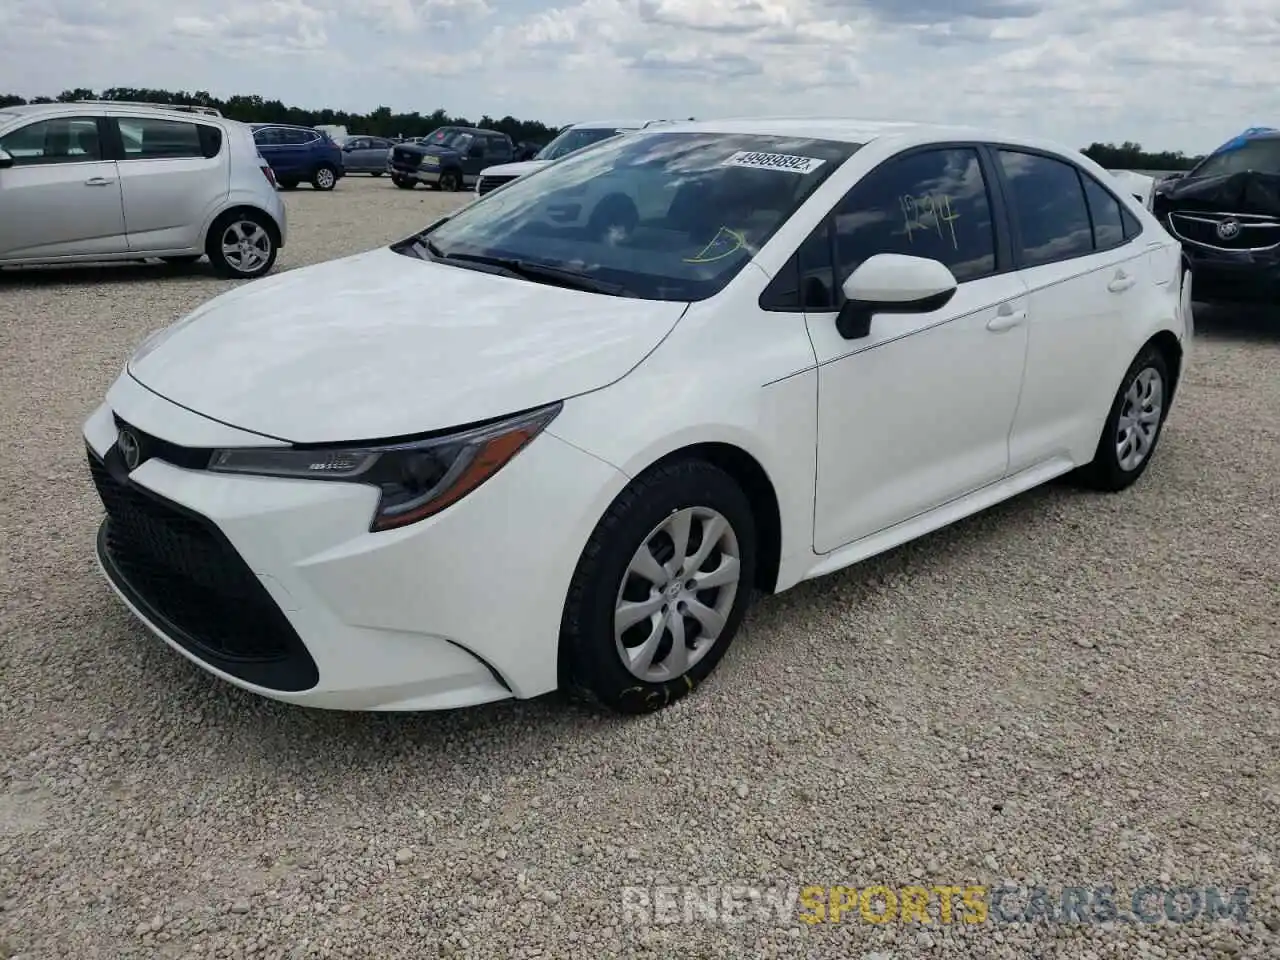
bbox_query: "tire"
[561,459,757,715]
[161,255,201,266]
[393,176,416,190]
[311,165,337,191]
[1073,344,1171,491]
[279,180,299,191]
[371,171,383,177]
[205,210,278,279]
[439,169,462,192]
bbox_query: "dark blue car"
[251,124,345,191]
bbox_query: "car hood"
[396,143,455,158]
[127,247,687,443]
[481,160,551,178]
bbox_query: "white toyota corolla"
[85,118,1193,714]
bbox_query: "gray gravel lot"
[1,176,1278,959]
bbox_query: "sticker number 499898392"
[721,151,826,174]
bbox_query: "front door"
[805,146,1030,553]
[0,114,127,260]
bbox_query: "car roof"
[250,122,319,131]
[626,116,1083,155]
[0,101,223,122]
[564,119,656,130]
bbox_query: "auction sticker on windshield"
[722,151,826,174]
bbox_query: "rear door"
[252,126,285,172]
[112,115,227,253]
[457,133,486,184]
[992,147,1144,472]
[0,112,127,260]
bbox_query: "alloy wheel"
[220,220,272,275]
[614,507,742,682]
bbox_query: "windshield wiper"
[442,253,630,296]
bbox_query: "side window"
[117,117,217,160]
[996,150,1094,266]
[759,224,834,311]
[487,136,512,160]
[0,117,103,165]
[253,127,281,146]
[1121,206,1143,241]
[286,129,315,145]
[1080,174,1126,251]
[831,147,997,286]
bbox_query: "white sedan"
[84,118,1193,714]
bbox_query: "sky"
[0,0,1275,154]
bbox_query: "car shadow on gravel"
[0,261,246,287]
[1192,301,1280,343]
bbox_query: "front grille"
[1167,212,1280,252]
[391,147,422,168]
[89,448,319,692]
[477,174,517,196]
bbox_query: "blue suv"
[251,124,345,191]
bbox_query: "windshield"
[537,126,630,162]
[420,131,860,301]
[1189,138,1280,178]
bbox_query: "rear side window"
[0,117,102,165]
[253,127,282,146]
[997,150,1094,267]
[117,117,221,160]
[1080,174,1126,251]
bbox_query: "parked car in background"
[0,100,286,278]
[514,141,545,161]
[388,126,515,190]
[1152,126,1280,306]
[473,119,666,197]
[341,136,395,175]
[83,117,1189,716]
[251,123,345,191]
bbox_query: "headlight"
[207,403,561,532]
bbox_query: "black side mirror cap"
[835,288,958,340]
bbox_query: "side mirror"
[835,254,958,340]
[0,149,12,169]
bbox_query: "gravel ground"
[1,176,1278,959]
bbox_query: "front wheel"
[370,171,383,177]
[561,459,757,715]
[206,211,278,279]
[393,175,416,190]
[1073,345,1171,491]
[311,165,337,190]
[439,169,462,192]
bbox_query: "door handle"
[987,305,1027,333]
[1107,271,1136,293]
[84,177,115,186]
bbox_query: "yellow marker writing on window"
[900,193,961,250]
[683,227,747,263]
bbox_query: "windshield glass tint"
[425,132,859,301]
[1192,138,1280,177]
[538,127,627,161]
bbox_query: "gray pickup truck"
[387,126,516,191]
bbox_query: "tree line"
[0,88,561,146]
[0,88,1207,168]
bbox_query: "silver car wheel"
[220,220,272,275]
[315,168,336,189]
[1115,366,1164,472]
[614,507,741,682]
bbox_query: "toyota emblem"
[117,428,142,470]
[1216,219,1242,241]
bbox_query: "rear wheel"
[206,210,278,279]
[370,171,383,177]
[439,169,462,192]
[561,459,756,715]
[311,165,337,191]
[1073,345,1171,491]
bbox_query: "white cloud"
[0,0,1274,152]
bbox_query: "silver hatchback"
[0,101,288,278]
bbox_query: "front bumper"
[82,385,628,711]
[1184,250,1280,304]
[388,161,441,184]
